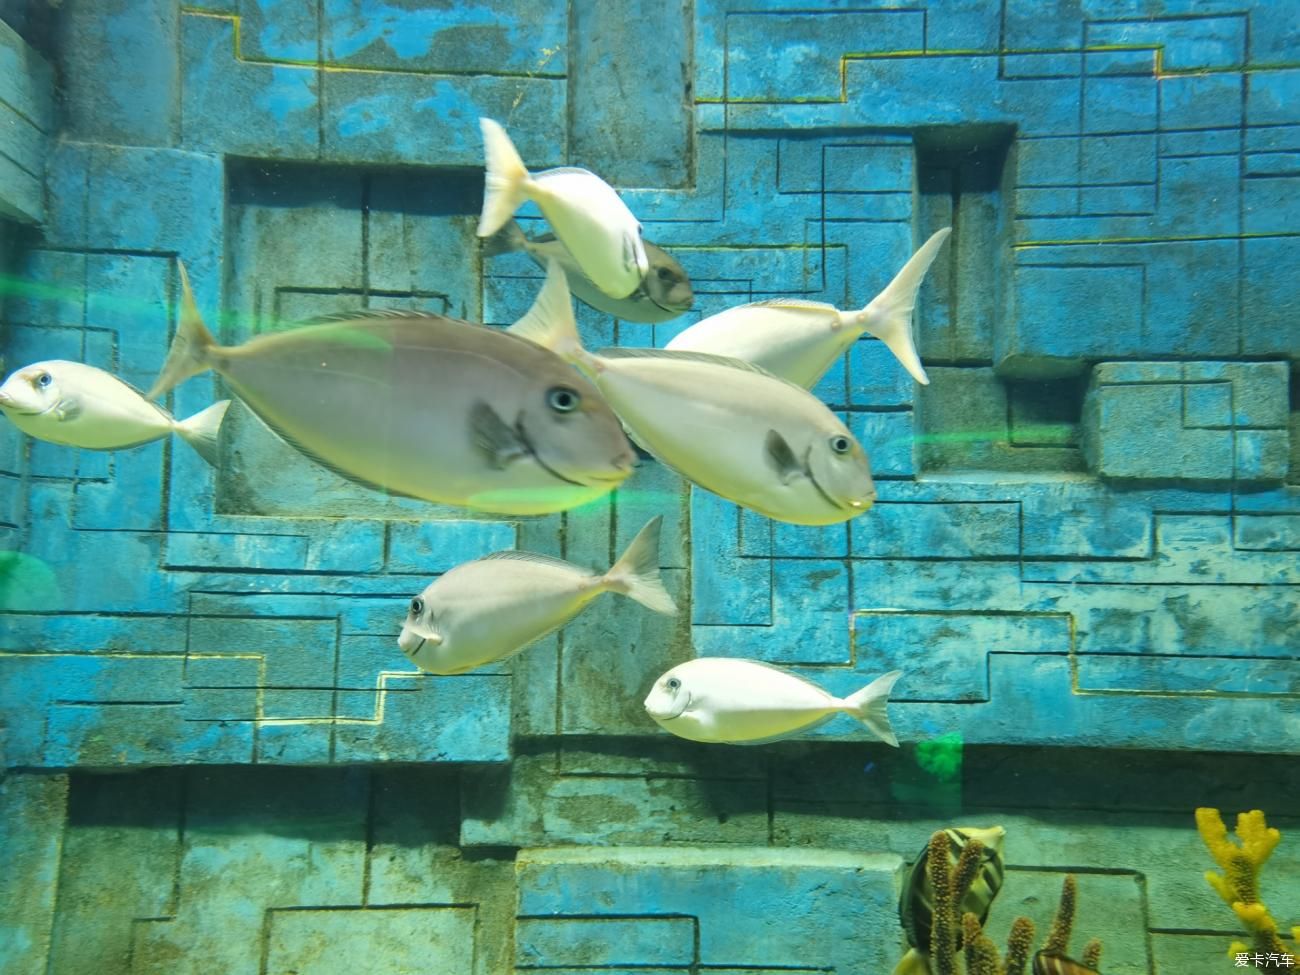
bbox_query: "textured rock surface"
[0,0,1297,971]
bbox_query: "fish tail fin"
[604,515,677,615]
[482,219,529,258]
[860,227,951,386]
[477,118,532,238]
[173,399,231,467]
[148,260,217,400]
[842,670,903,747]
[891,949,933,975]
[507,260,596,373]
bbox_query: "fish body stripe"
[1033,951,1101,975]
[899,828,1005,952]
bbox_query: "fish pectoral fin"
[53,398,82,422]
[764,429,803,485]
[471,401,530,469]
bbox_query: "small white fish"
[0,360,229,464]
[666,229,950,388]
[485,219,694,324]
[398,516,677,675]
[510,261,876,526]
[643,657,902,745]
[477,117,649,301]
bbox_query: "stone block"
[266,906,476,974]
[1082,362,1291,483]
[1160,71,1243,129]
[516,916,696,968]
[56,0,177,147]
[519,847,901,970]
[852,501,1019,559]
[181,12,320,158]
[0,773,66,975]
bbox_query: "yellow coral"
[1196,808,1296,965]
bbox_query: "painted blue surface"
[0,17,1297,973]
[0,0,1296,776]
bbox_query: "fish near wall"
[0,2,1297,975]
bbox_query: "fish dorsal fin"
[746,298,840,316]
[295,308,451,326]
[479,550,583,571]
[595,346,783,379]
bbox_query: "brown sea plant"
[1195,807,1299,969]
[915,830,1104,975]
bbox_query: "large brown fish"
[148,263,635,515]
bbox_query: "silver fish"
[398,516,676,675]
[147,262,635,515]
[477,117,649,300]
[0,359,229,465]
[643,657,901,745]
[485,219,693,324]
[666,228,950,387]
[510,261,876,526]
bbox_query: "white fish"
[0,359,229,465]
[510,261,876,526]
[146,262,634,516]
[643,657,902,745]
[485,219,694,324]
[477,117,649,301]
[666,228,950,388]
[398,516,677,675]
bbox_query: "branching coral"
[896,829,1106,975]
[1196,808,1299,966]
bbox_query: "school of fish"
[0,105,1120,973]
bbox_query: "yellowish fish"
[643,657,901,745]
[666,229,950,388]
[0,359,228,465]
[511,261,877,526]
[477,118,649,301]
[147,262,635,515]
[399,516,676,675]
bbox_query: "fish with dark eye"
[510,261,877,526]
[398,516,676,675]
[147,262,635,515]
[667,228,949,388]
[0,359,229,464]
[643,657,901,745]
[1033,951,1102,975]
[477,118,651,301]
[893,826,1007,975]
[485,219,694,324]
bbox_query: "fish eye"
[410,597,423,616]
[656,266,674,281]
[829,435,851,455]
[35,372,51,388]
[667,677,681,691]
[546,386,580,413]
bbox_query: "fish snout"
[849,486,878,511]
[397,629,426,656]
[0,390,13,409]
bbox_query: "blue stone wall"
[0,2,1296,973]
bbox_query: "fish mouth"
[518,416,631,488]
[644,691,690,722]
[0,392,42,415]
[648,294,693,316]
